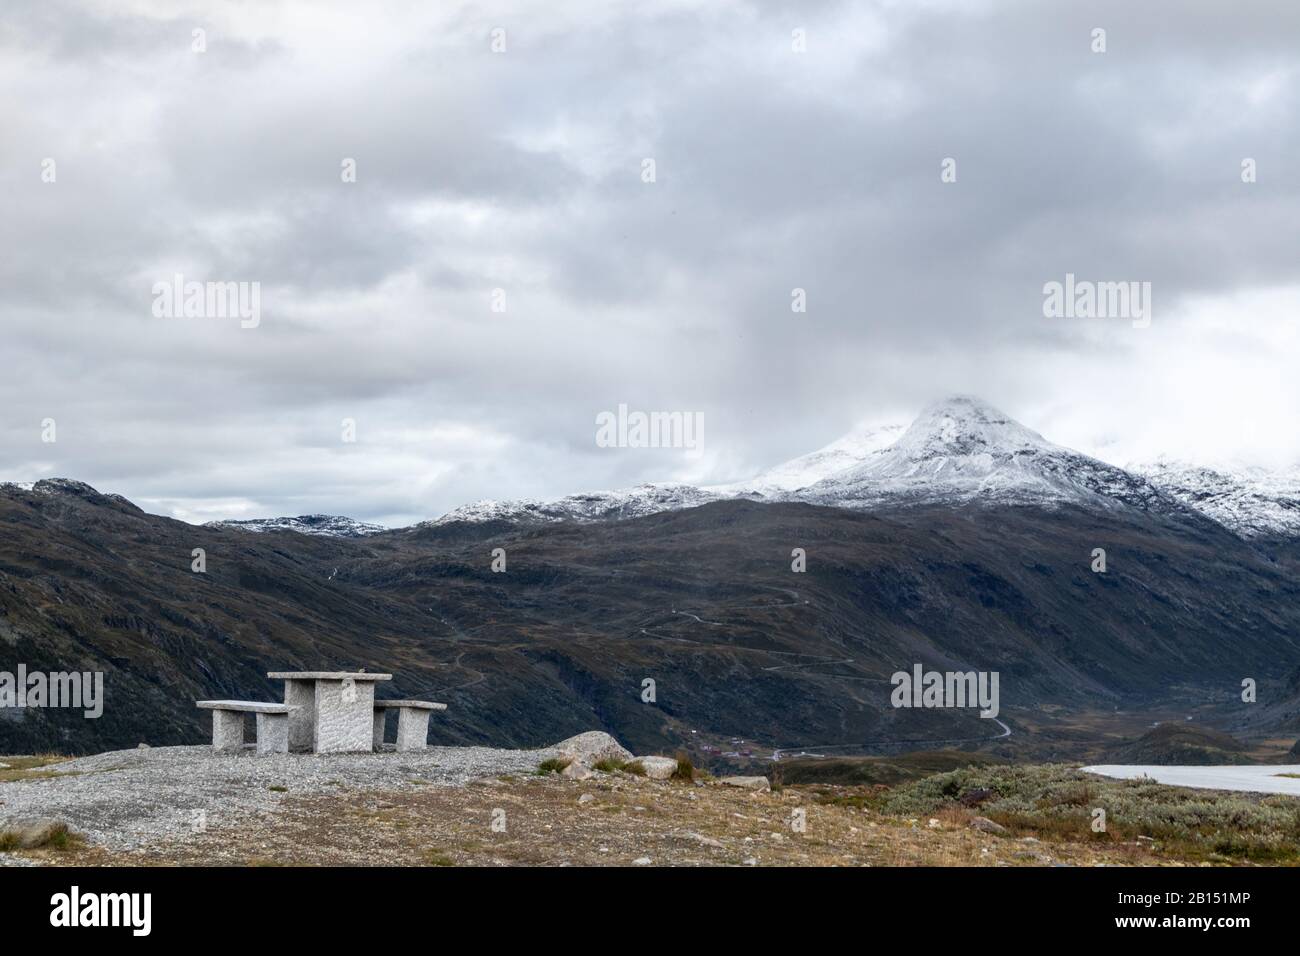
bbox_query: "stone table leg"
[256,712,290,755]
[395,707,430,752]
[212,710,244,752]
[373,710,387,749]
[313,678,376,753]
[283,679,315,753]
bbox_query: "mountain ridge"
[4,482,1299,757]
[412,396,1300,539]
[7,397,1298,539]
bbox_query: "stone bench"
[373,700,447,752]
[197,701,299,755]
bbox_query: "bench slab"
[374,700,447,711]
[196,700,298,714]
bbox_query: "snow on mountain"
[423,484,722,527]
[1131,458,1300,538]
[423,425,907,529]
[205,514,388,538]
[794,396,1176,513]
[708,423,906,495]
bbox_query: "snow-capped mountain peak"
[794,395,1177,514]
[889,395,1052,459]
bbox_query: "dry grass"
[0,754,73,783]
[870,763,1300,864]
[59,772,1180,868]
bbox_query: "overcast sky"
[3,0,1298,527]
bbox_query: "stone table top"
[268,671,392,681]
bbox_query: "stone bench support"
[373,700,448,752]
[212,709,245,752]
[255,711,291,755]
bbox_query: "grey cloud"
[2,0,1298,524]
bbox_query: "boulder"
[1,818,78,849]
[970,816,1007,835]
[719,775,771,792]
[561,759,594,781]
[631,756,678,780]
[552,731,633,764]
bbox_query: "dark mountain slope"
[2,482,1298,757]
[1102,723,1252,766]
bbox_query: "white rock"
[633,856,652,866]
[719,775,770,792]
[552,731,633,764]
[631,756,678,779]
[561,759,593,781]
[578,793,595,805]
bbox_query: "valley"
[4,397,1298,764]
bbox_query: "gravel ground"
[0,743,563,854]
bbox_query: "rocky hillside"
[3,475,1300,757]
[1101,723,1253,766]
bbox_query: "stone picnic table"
[269,671,392,754]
